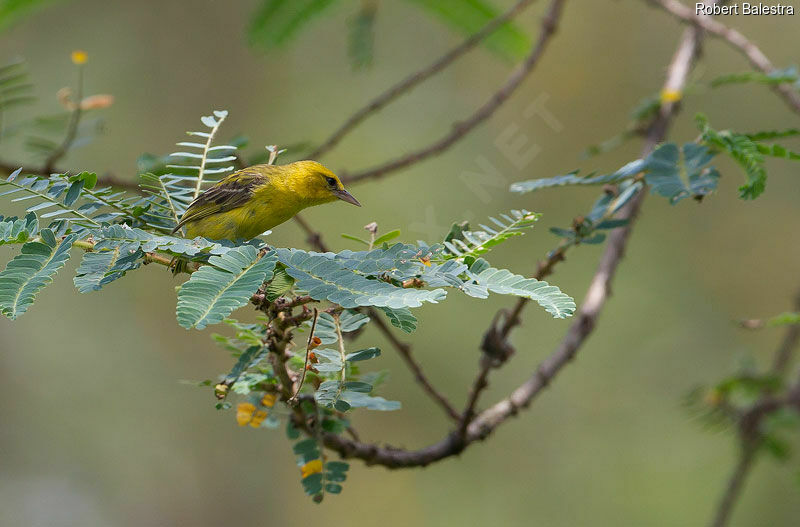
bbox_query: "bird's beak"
[334,188,361,207]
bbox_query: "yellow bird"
[172,160,360,240]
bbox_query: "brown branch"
[647,0,800,116]
[341,0,566,184]
[708,287,800,527]
[771,288,800,376]
[709,442,758,527]
[308,0,540,160]
[370,311,460,421]
[320,12,705,468]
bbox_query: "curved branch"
[647,0,800,116]
[341,0,566,184]
[308,0,540,160]
[321,13,706,469]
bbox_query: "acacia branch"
[708,287,800,527]
[647,0,800,115]
[320,13,706,468]
[308,0,540,160]
[341,0,566,184]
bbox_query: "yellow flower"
[660,89,682,104]
[249,410,268,427]
[71,50,88,65]
[301,459,323,478]
[261,393,277,408]
[236,402,256,426]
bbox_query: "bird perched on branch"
[172,160,360,241]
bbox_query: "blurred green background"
[1,0,799,525]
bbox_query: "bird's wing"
[172,168,269,233]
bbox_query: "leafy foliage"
[247,0,530,62]
[643,143,720,204]
[142,110,237,232]
[0,229,74,319]
[711,66,800,88]
[510,159,646,194]
[439,209,539,261]
[768,312,800,327]
[287,420,350,501]
[381,306,417,333]
[0,59,34,133]
[695,115,800,200]
[177,247,278,329]
[249,0,339,48]
[0,169,105,229]
[278,248,447,309]
[463,261,576,318]
[73,241,142,293]
[404,0,530,60]
[0,0,54,30]
[0,211,37,245]
[348,1,376,70]
[0,108,582,503]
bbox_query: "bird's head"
[291,160,361,207]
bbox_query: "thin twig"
[708,286,800,527]
[370,312,460,421]
[771,288,800,376]
[709,442,759,527]
[308,0,540,160]
[43,65,84,173]
[647,0,800,115]
[290,308,319,403]
[458,356,493,438]
[341,0,566,184]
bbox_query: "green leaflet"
[0,212,38,246]
[0,229,75,319]
[464,266,576,319]
[177,247,278,329]
[249,0,340,48]
[439,209,539,261]
[510,160,646,194]
[73,241,143,293]
[278,248,446,309]
[0,169,103,229]
[265,264,295,301]
[306,310,370,345]
[644,143,720,204]
[0,0,56,30]
[222,345,270,387]
[0,169,151,235]
[141,110,238,231]
[711,67,799,88]
[91,224,259,258]
[0,59,34,116]
[403,0,530,61]
[380,306,417,333]
[696,115,777,200]
[348,1,375,70]
[768,312,800,327]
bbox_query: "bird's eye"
[325,176,337,187]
